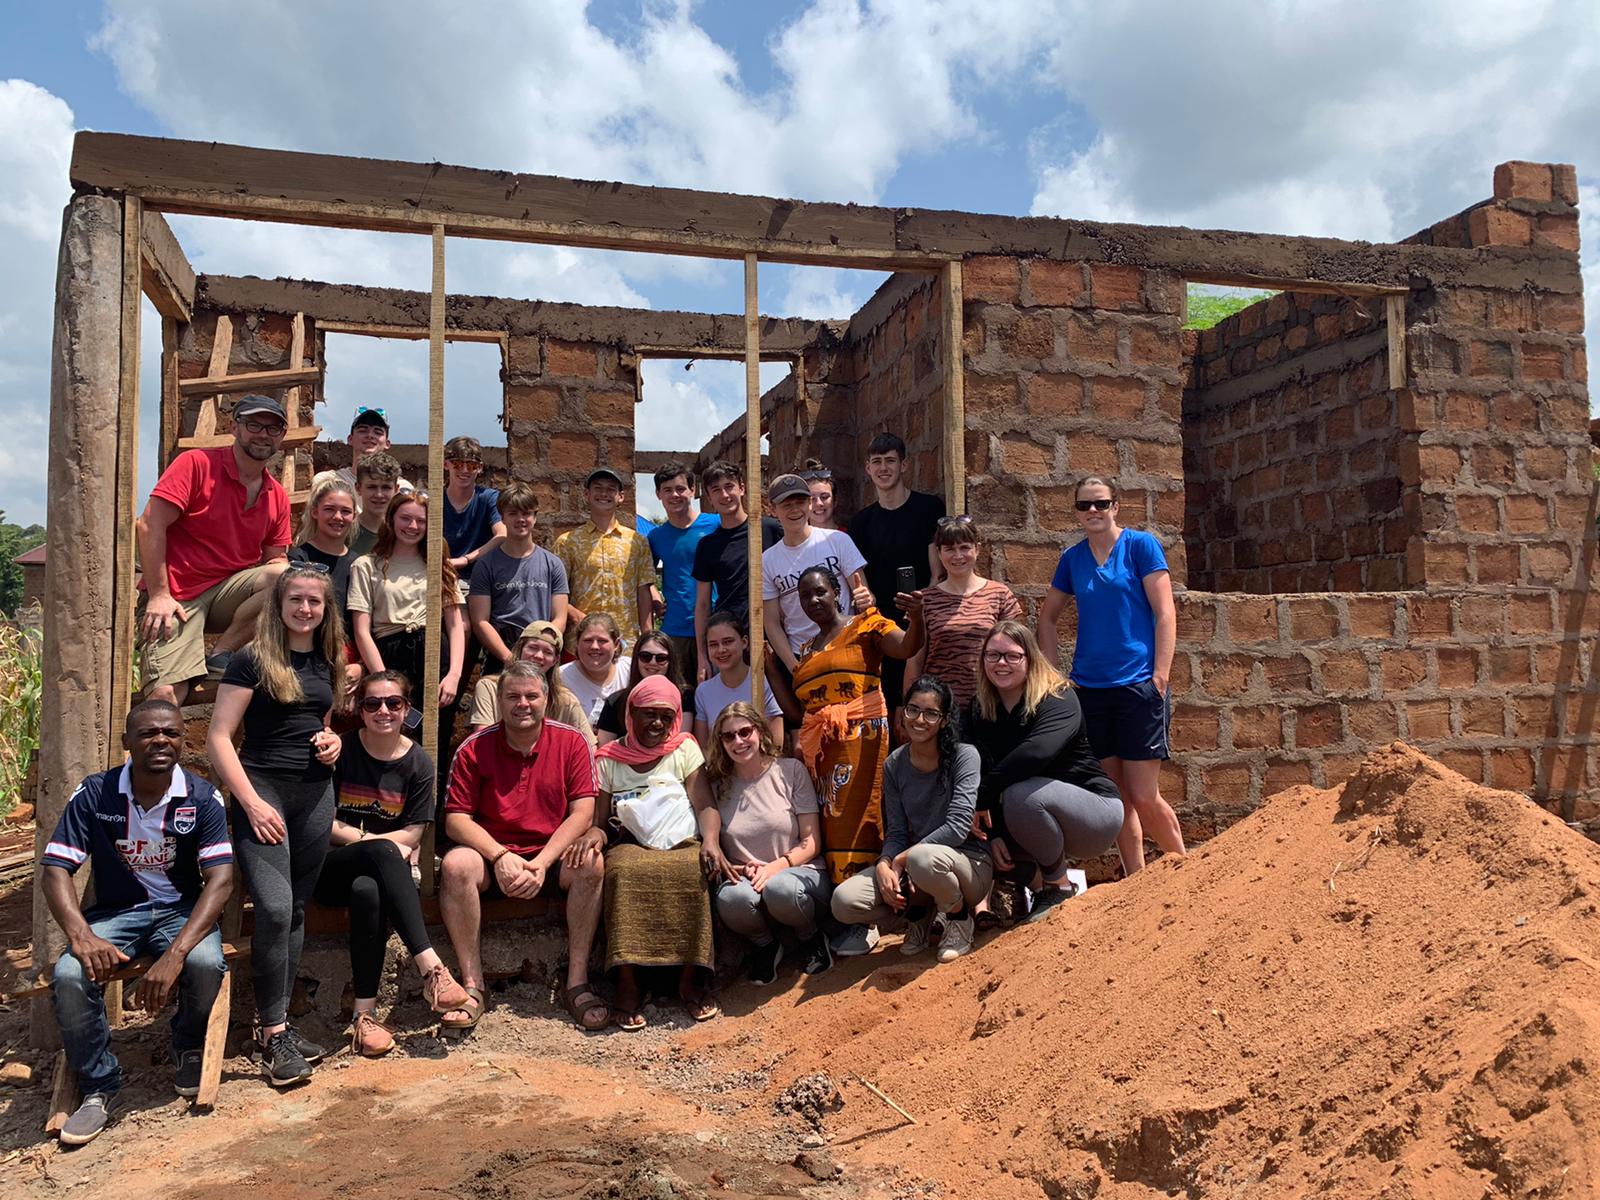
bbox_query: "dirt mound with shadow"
[716,743,1600,1198]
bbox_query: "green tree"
[0,514,46,617]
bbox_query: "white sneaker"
[900,912,935,956]
[937,914,975,963]
[832,924,881,957]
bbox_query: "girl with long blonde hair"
[962,620,1123,923]
[206,563,346,1087]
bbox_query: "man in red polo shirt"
[136,394,293,707]
[439,661,606,1033]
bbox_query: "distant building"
[14,543,45,613]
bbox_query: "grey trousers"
[831,843,993,924]
[1000,776,1123,879]
[714,864,830,944]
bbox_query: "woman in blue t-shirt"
[1037,476,1185,875]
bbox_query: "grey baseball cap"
[768,473,811,503]
[234,394,287,422]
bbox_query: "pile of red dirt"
[706,743,1600,1198]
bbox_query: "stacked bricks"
[500,334,639,534]
[1398,161,1590,594]
[1183,291,1408,592]
[961,255,1188,618]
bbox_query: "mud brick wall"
[1183,292,1409,592]
[961,255,1188,618]
[500,334,640,533]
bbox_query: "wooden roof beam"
[139,210,195,322]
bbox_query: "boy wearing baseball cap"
[761,473,872,670]
[553,468,654,654]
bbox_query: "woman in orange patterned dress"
[790,566,923,953]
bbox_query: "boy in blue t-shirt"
[647,462,720,682]
[41,700,234,1144]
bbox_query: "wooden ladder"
[179,312,322,507]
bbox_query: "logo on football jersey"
[173,806,197,835]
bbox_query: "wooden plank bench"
[7,941,248,1131]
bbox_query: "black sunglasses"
[1075,498,1115,512]
[799,469,832,482]
[636,650,671,665]
[359,695,407,712]
[937,514,974,527]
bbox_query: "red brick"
[1468,339,1515,377]
[1406,699,1452,740]
[1322,754,1366,785]
[1347,597,1397,639]
[1536,293,1586,335]
[1000,435,1054,477]
[1134,440,1183,477]
[1033,486,1080,532]
[1288,597,1339,641]
[1441,393,1489,429]
[1454,494,1501,533]
[966,372,1020,415]
[1230,706,1283,750]
[965,429,990,474]
[1437,749,1487,784]
[1406,596,1453,641]
[1528,542,1574,584]
[1421,541,1471,584]
[1065,433,1120,475]
[999,542,1061,589]
[1061,315,1119,366]
[547,431,599,471]
[1508,591,1554,633]
[1261,655,1313,693]
[1022,373,1083,418]
[1490,748,1536,792]
[1168,653,1193,692]
[1263,758,1314,795]
[1129,321,1181,370]
[1552,163,1580,204]
[503,384,562,424]
[963,256,1021,303]
[1493,161,1553,201]
[1293,704,1343,749]
[1380,650,1428,692]
[1474,542,1520,585]
[1522,446,1569,482]
[545,339,599,378]
[1457,594,1507,638]
[1522,343,1565,381]
[1202,762,1254,797]
[1227,597,1280,643]
[1175,596,1218,643]
[1435,646,1479,690]
[1025,259,1088,307]
[1090,375,1146,420]
[1467,205,1531,247]
[1533,215,1580,253]
[997,312,1056,360]
[583,387,636,428]
[1347,700,1400,743]
[1170,704,1220,751]
[1460,696,1506,736]
[1318,650,1371,694]
[1088,264,1146,312]
[1199,653,1253,698]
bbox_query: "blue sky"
[2,0,1597,526]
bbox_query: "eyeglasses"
[240,418,287,436]
[359,696,407,712]
[982,650,1027,665]
[903,704,944,724]
[720,725,758,744]
[636,650,671,665]
[1075,498,1115,512]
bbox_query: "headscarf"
[595,675,691,766]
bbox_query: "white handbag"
[613,776,698,850]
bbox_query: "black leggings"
[312,839,434,1000]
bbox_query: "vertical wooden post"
[744,255,764,709]
[1385,293,1406,389]
[159,316,181,472]
[107,195,143,760]
[941,261,966,515]
[421,225,446,894]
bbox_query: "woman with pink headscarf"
[562,675,717,1029]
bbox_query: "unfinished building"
[38,138,1593,981]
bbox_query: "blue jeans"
[50,904,226,1096]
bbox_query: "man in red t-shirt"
[136,394,293,706]
[439,662,606,1032]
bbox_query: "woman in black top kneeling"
[315,670,469,1056]
[963,620,1124,923]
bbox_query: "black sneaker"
[745,939,784,986]
[261,1029,314,1088]
[289,1026,328,1065]
[800,933,834,976]
[204,650,234,679]
[173,1049,203,1098]
[1024,879,1082,924]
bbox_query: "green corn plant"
[0,621,43,816]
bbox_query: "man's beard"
[242,441,277,462]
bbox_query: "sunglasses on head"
[937,514,974,527]
[290,561,331,574]
[799,469,832,482]
[359,695,407,712]
[1075,498,1115,512]
[355,406,387,419]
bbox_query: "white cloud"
[0,81,76,527]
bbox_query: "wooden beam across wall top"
[139,210,196,322]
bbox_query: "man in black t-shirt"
[848,432,946,713]
[691,460,782,682]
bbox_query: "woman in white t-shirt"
[701,702,833,984]
[557,612,632,724]
[693,611,783,749]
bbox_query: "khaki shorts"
[138,564,277,690]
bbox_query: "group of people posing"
[39,399,1186,1147]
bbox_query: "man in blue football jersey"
[41,699,234,1145]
